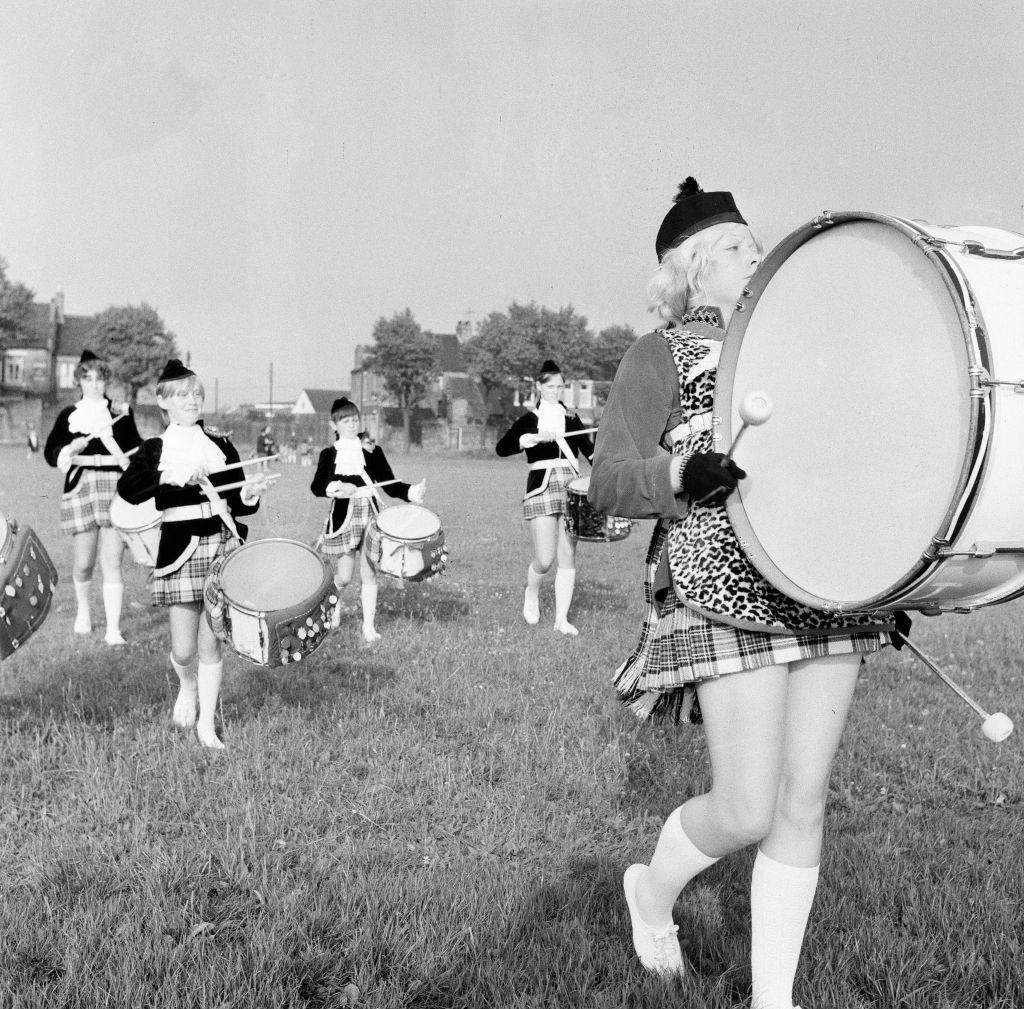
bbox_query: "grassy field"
[0,444,1021,1008]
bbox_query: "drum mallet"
[899,635,1014,742]
[724,391,774,461]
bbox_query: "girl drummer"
[589,178,898,1007]
[118,359,270,749]
[311,397,425,644]
[44,349,142,645]
[495,360,595,636]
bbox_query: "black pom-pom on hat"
[157,358,196,383]
[655,175,746,261]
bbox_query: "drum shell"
[0,517,59,658]
[564,476,632,543]
[716,212,1024,613]
[209,538,336,667]
[373,505,447,582]
[110,494,161,567]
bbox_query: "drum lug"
[811,210,835,230]
[934,541,1024,558]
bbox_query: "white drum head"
[376,504,441,540]
[568,476,590,495]
[110,494,161,531]
[220,539,327,611]
[718,215,975,608]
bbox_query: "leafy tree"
[0,257,36,347]
[87,303,178,403]
[369,308,439,448]
[590,324,638,380]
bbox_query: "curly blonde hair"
[646,222,762,326]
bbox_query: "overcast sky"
[1,1,1021,408]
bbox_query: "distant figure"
[256,425,277,469]
[285,431,298,464]
[300,436,313,467]
[26,423,39,460]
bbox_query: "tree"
[590,324,638,380]
[87,303,179,403]
[0,257,36,347]
[369,308,440,448]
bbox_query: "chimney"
[455,320,472,342]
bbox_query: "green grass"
[0,445,1021,1008]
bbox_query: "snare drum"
[716,211,1024,614]
[205,538,336,667]
[372,504,447,582]
[1,513,59,658]
[565,476,632,542]
[109,494,161,567]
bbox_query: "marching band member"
[118,358,269,750]
[311,397,425,644]
[589,178,899,1007]
[495,360,594,635]
[44,349,142,645]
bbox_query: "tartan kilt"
[151,529,235,606]
[60,469,120,534]
[522,465,577,520]
[614,521,888,725]
[318,495,376,557]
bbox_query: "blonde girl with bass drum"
[44,349,142,645]
[118,359,271,749]
[496,360,595,636]
[590,178,905,1008]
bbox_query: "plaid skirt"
[614,521,888,725]
[318,495,376,557]
[151,529,235,606]
[60,469,120,535]
[522,465,578,520]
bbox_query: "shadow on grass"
[373,579,471,623]
[403,856,751,1008]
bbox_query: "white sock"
[102,582,125,643]
[73,578,92,633]
[170,653,199,727]
[750,849,820,1009]
[637,806,719,929]
[361,583,379,639]
[553,567,578,634]
[523,563,543,623]
[196,660,225,749]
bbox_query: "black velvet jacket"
[495,408,595,495]
[117,427,259,573]
[44,400,143,492]
[310,442,411,536]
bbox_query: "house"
[0,291,102,442]
[292,388,350,416]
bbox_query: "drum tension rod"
[915,235,1024,260]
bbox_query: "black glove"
[682,452,747,505]
[889,610,912,650]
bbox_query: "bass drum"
[715,211,1024,615]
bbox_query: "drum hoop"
[218,537,334,618]
[716,210,991,610]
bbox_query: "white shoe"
[361,627,381,644]
[172,687,198,728]
[196,725,225,750]
[73,615,92,635]
[104,631,127,646]
[523,588,539,625]
[554,620,579,636]
[623,864,686,977]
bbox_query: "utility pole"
[268,362,273,416]
[214,378,219,415]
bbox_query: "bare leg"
[195,606,225,749]
[525,515,558,624]
[330,551,356,628]
[168,603,200,727]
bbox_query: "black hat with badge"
[655,176,747,261]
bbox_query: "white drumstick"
[724,391,773,462]
[209,454,279,475]
[214,473,282,493]
[562,427,598,437]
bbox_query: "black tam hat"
[79,349,102,365]
[655,177,746,261]
[539,359,560,375]
[331,396,357,414]
[157,358,195,383]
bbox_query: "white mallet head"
[982,711,1014,742]
[739,391,773,426]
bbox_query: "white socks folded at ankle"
[73,578,126,643]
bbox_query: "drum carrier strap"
[663,410,713,449]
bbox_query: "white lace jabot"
[535,400,566,437]
[68,397,113,437]
[334,437,367,474]
[160,424,227,486]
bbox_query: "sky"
[1,1,1021,409]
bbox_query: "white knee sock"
[170,653,199,727]
[750,849,820,1009]
[637,806,720,929]
[553,567,578,634]
[523,563,543,623]
[102,582,125,644]
[196,660,225,749]
[361,583,379,640]
[73,578,92,633]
